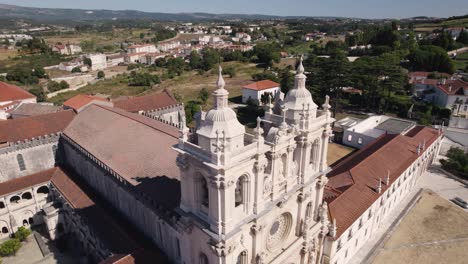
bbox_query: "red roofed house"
[63,94,113,113]
[242,80,280,104]
[114,89,184,127]
[0,81,37,119]
[322,126,443,264]
[415,78,468,116]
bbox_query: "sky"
[1,0,467,19]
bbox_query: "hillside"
[0,4,307,22]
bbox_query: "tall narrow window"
[235,176,246,207]
[237,251,247,264]
[200,177,209,208]
[17,154,26,171]
[199,253,209,264]
[305,202,313,219]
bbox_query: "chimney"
[448,85,452,92]
[442,78,446,85]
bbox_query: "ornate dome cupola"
[196,66,245,157]
[282,56,317,123]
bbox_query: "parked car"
[451,197,468,209]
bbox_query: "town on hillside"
[0,3,467,264]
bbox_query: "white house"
[127,44,157,54]
[85,54,107,71]
[52,44,82,55]
[0,82,37,120]
[242,80,281,104]
[342,115,416,149]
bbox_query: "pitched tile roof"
[0,110,75,143]
[63,105,181,209]
[113,90,179,113]
[63,94,110,112]
[325,126,440,238]
[0,168,54,196]
[51,167,166,258]
[243,80,280,91]
[436,79,468,95]
[10,103,63,118]
[0,82,36,103]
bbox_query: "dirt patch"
[327,143,355,165]
[371,190,468,264]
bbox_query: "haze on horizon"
[1,0,467,19]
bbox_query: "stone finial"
[297,55,305,74]
[329,218,337,237]
[216,65,225,89]
[255,116,264,137]
[385,170,390,185]
[322,95,331,110]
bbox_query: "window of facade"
[337,240,342,250]
[1,227,8,234]
[52,145,58,156]
[199,253,209,264]
[368,210,372,219]
[236,251,247,264]
[17,154,26,171]
[200,177,209,208]
[235,176,247,207]
[21,192,32,200]
[37,186,49,194]
[10,196,20,203]
[347,135,352,142]
[348,229,352,241]
[358,137,363,145]
[358,218,363,229]
[175,238,181,258]
[0,202,4,209]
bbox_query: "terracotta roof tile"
[113,90,178,113]
[63,94,110,112]
[0,168,54,195]
[243,80,280,91]
[326,126,440,238]
[0,82,36,103]
[63,105,181,209]
[436,79,468,95]
[0,110,75,143]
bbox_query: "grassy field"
[47,61,263,107]
[415,17,468,30]
[453,51,468,71]
[0,49,17,62]
[371,190,468,264]
[327,143,355,165]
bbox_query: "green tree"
[140,32,145,39]
[71,67,82,73]
[97,71,105,79]
[457,30,468,45]
[440,147,468,179]
[83,57,92,67]
[166,57,186,76]
[408,45,455,74]
[253,43,280,67]
[29,88,46,102]
[201,48,220,71]
[189,51,202,69]
[223,66,236,78]
[198,88,210,105]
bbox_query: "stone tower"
[175,60,334,264]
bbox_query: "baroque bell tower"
[175,60,334,264]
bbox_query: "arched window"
[37,186,49,194]
[200,177,209,208]
[28,217,34,225]
[0,202,5,209]
[310,139,320,169]
[10,196,20,203]
[22,219,28,226]
[17,154,26,171]
[1,227,8,234]
[21,192,32,200]
[235,176,247,207]
[236,251,247,264]
[199,253,209,264]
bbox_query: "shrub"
[71,67,81,73]
[0,239,21,257]
[97,71,105,79]
[14,227,31,242]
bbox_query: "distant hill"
[0,4,312,22]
